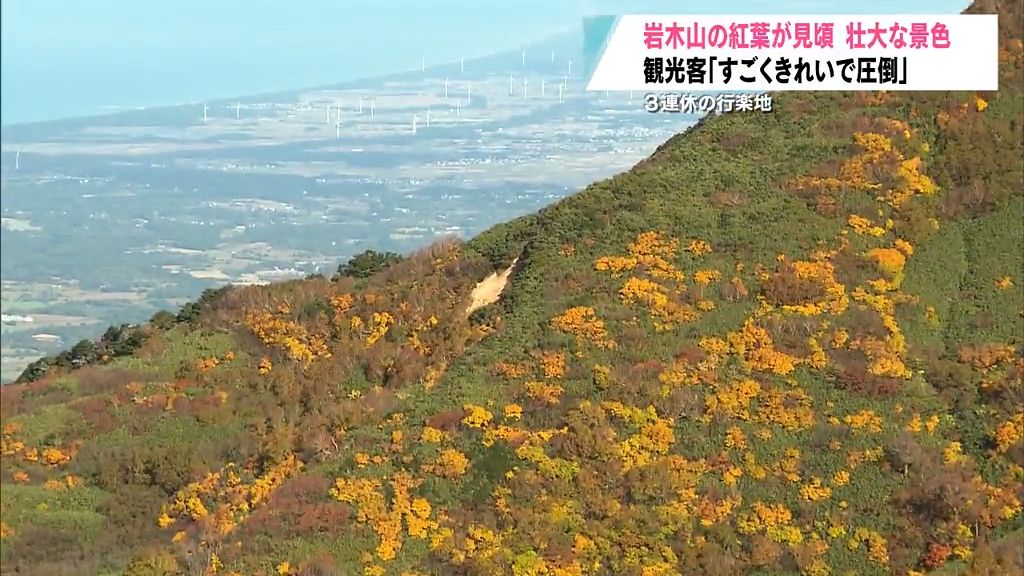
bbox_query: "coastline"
[0,25,578,130]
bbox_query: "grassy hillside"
[2,2,1023,575]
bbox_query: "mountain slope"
[2,3,1023,575]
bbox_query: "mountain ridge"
[1,1,1023,575]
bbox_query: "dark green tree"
[334,250,404,279]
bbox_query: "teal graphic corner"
[582,15,620,88]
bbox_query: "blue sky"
[1,0,969,125]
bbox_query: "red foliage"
[831,249,877,291]
[242,474,352,539]
[75,367,144,396]
[760,263,827,308]
[764,316,816,358]
[674,344,706,366]
[0,386,23,418]
[72,396,118,434]
[830,349,904,397]
[426,409,464,432]
[921,542,953,569]
[170,396,192,414]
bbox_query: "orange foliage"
[550,307,616,349]
[245,308,331,363]
[993,412,1024,453]
[525,381,565,405]
[493,361,531,379]
[329,471,441,562]
[687,239,713,256]
[958,343,1017,372]
[725,320,801,376]
[788,127,937,208]
[158,453,303,540]
[258,356,273,374]
[538,351,566,379]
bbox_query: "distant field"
[0,46,694,383]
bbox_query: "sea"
[0,0,969,126]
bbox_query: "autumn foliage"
[1,2,1022,574]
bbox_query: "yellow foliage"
[906,414,923,433]
[800,477,833,502]
[696,299,716,311]
[865,248,906,283]
[44,479,65,491]
[619,277,698,330]
[420,426,447,444]
[494,361,531,379]
[943,441,966,465]
[366,311,394,346]
[773,448,803,483]
[726,319,802,375]
[195,357,220,371]
[503,404,523,421]
[844,410,884,434]
[539,351,566,379]
[806,337,828,369]
[525,381,564,405]
[893,239,914,256]
[594,256,639,277]
[551,306,616,349]
[995,276,1015,290]
[245,309,331,363]
[330,293,355,317]
[246,454,303,510]
[435,449,470,478]
[629,231,678,261]
[755,387,815,432]
[848,214,885,237]
[993,412,1024,453]
[723,466,744,486]
[696,495,741,527]
[41,447,70,466]
[893,156,938,204]
[693,269,722,286]
[184,495,208,520]
[687,239,712,256]
[849,528,890,565]
[462,404,494,428]
[618,416,676,471]
[592,364,612,389]
[700,336,730,357]
[329,477,383,508]
[258,356,273,374]
[704,378,761,421]
[737,501,794,535]
[959,343,1017,372]
[803,129,938,207]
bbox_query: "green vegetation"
[2,2,1022,575]
[335,250,406,280]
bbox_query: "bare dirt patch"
[467,258,518,315]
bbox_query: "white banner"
[586,14,999,91]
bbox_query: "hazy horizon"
[1,0,969,126]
